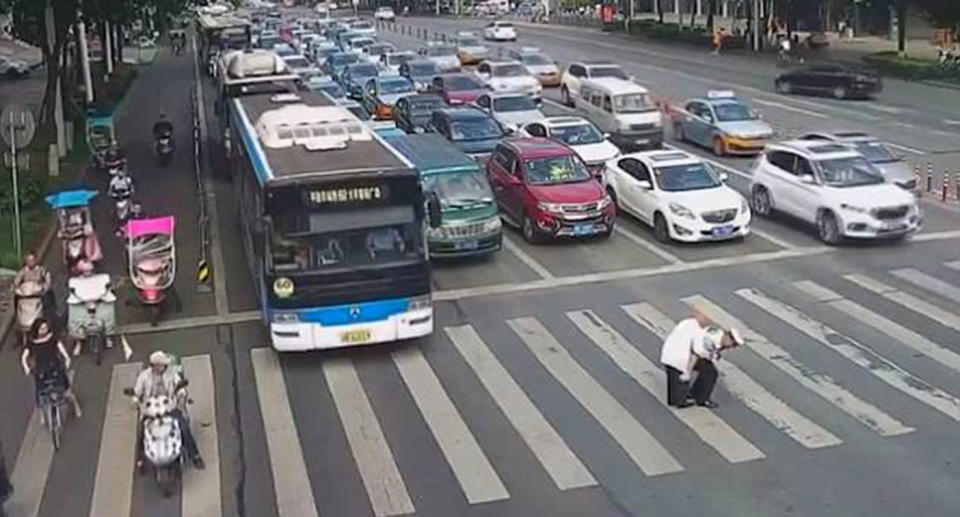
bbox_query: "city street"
[2,11,960,517]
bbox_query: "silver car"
[798,131,916,191]
[675,91,774,156]
[473,92,545,132]
[418,44,460,73]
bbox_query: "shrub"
[861,51,960,83]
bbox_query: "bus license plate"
[341,329,372,344]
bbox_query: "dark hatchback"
[395,94,446,134]
[775,65,882,100]
[430,107,505,157]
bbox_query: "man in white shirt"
[660,313,743,409]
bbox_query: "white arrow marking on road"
[750,98,829,119]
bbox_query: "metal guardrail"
[191,80,211,289]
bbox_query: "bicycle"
[37,378,67,450]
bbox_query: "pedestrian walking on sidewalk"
[660,312,743,409]
[711,28,726,55]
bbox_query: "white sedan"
[603,150,751,243]
[520,116,619,174]
[473,92,545,132]
[476,60,541,101]
[483,21,517,41]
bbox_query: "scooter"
[123,377,190,498]
[67,269,116,365]
[15,280,45,346]
[126,217,179,326]
[156,132,174,167]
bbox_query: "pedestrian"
[0,439,11,517]
[660,312,743,409]
[711,27,726,55]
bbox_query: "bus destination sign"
[305,185,386,206]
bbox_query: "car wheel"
[653,213,671,243]
[673,122,685,142]
[833,86,848,99]
[3,69,17,78]
[522,214,542,244]
[776,81,792,95]
[751,186,773,217]
[817,210,842,245]
[561,85,572,107]
[712,136,726,156]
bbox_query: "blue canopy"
[45,189,98,209]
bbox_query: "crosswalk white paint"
[890,268,960,305]
[738,288,960,423]
[391,347,509,504]
[683,296,913,437]
[323,357,415,517]
[566,310,766,463]
[944,260,960,272]
[250,348,319,517]
[88,362,141,517]
[844,274,960,334]
[507,317,685,476]
[444,325,597,491]
[182,355,222,517]
[624,303,842,449]
[793,280,960,375]
[612,225,683,264]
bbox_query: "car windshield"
[285,57,310,68]
[817,156,885,187]
[654,163,722,191]
[614,93,654,113]
[409,62,439,76]
[553,123,604,145]
[330,53,359,66]
[422,171,494,208]
[714,102,756,122]
[591,66,628,79]
[524,155,592,185]
[368,44,394,55]
[521,54,551,65]
[493,96,536,112]
[492,64,528,77]
[410,98,443,112]
[854,141,898,163]
[424,46,456,57]
[270,221,422,271]
[318,84,345,98]
[381,78,414,94]
[450,118,503,141]
[350,64,379,78]
[446,76,485,90]
[495,22,514,28]
[459,37,482,46]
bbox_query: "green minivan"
[384,133,502,257]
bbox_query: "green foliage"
[862,50,960,83]
[0,170,48,213]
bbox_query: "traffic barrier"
[942,172,950,202]
[926,162,934,192]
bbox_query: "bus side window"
[602,95,612,113]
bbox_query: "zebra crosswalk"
[7,261,960,517]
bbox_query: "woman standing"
[20,318,82,419]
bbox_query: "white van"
[575,77,663,150]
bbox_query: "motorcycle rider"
[132,351,205,470]
[12,252,53,317]
[152,114,173,141]
[109,169,134,201]
[20,318,83,419]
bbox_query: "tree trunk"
[706,0,715,32]
[656,0,664,23]
[897,0,906,57]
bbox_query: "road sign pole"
[10,111,22,258]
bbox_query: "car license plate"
[882,223,907,232]
[635,138,649,145]
[714,225,733,237]
[455,240,479,251]
[574,224,595,236]
[341,329,372,344]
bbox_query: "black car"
[775,65,881,100]
[395,94,446,134]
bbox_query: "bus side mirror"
[427,192,442,228]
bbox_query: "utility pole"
[78,7,94,105]
[44,0,66,158]
[105,20,114,75]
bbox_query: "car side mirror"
[703,114,714,123]
[427,192,442,228]
[637,180,652,190]
[799,174,816,185]
[603,132,611,139]
[719,172,729,182]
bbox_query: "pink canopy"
[125,216,175,239]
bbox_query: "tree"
[656,0,664,23]
[706,0,715,32]
[911,0,960,29]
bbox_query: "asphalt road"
[3,12,960,517]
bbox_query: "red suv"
[487,138,614,243]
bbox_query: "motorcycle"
[126,216,179,326]
[155,131,174,167]
[123,375,190,498]
[86,114,116,171]
[45,189,103,276]
[67,271,116,365]
[15,280,45,347]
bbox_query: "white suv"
[750,140,920,244]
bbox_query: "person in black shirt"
[20,318,82,419]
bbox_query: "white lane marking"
[890,268,960,305]
[794,280,960,375]
[945,260,960,272]
[912,230,960,242]
[845,273,960,334]
[433,246,830,302]
[864,103,904,115]
[88,363,142,517]
[750,98,829,119]
[885,142,926,155]
[119,310,261,335]
[508,317,685,476]
[445,325,597,491]
[182,355,222,517]
[391,347,509,504]
[944,119,960,126]
[323,357,415,517]
[8,371,74,517]
[567,310,766,463]
[683,295,913,437]
[250,348,319,517]
[613,225,683,264]
[624,303,842,449]
[739,288,960,423]
[503,233,556,279]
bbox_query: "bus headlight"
[273,311,299,323]
[408,295,431,311]
[273,277,295,298]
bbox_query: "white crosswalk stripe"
[508,317,685,476]
[323,357,415,517]
[683,295,913,437]
[793,280,960,375]
[391,347,509,504]
[624,302,842,449]
[88,362,141,517]
[843,274,960,333]
[739,288,960,423]
[567,309,766,463]
[890,268,960,304]
[181,355,222,517]
[444,325,597,491]
[944,260,960,272]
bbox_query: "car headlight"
[272,311,299,323]
[482,217,502,233]
[840,203,868,214]
[538,202,564,214]
[428,226,447,239]
[669,202,695,219]
[408,295,431,311]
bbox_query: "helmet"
[149,351,171,366]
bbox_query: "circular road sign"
[0,104,36,150]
